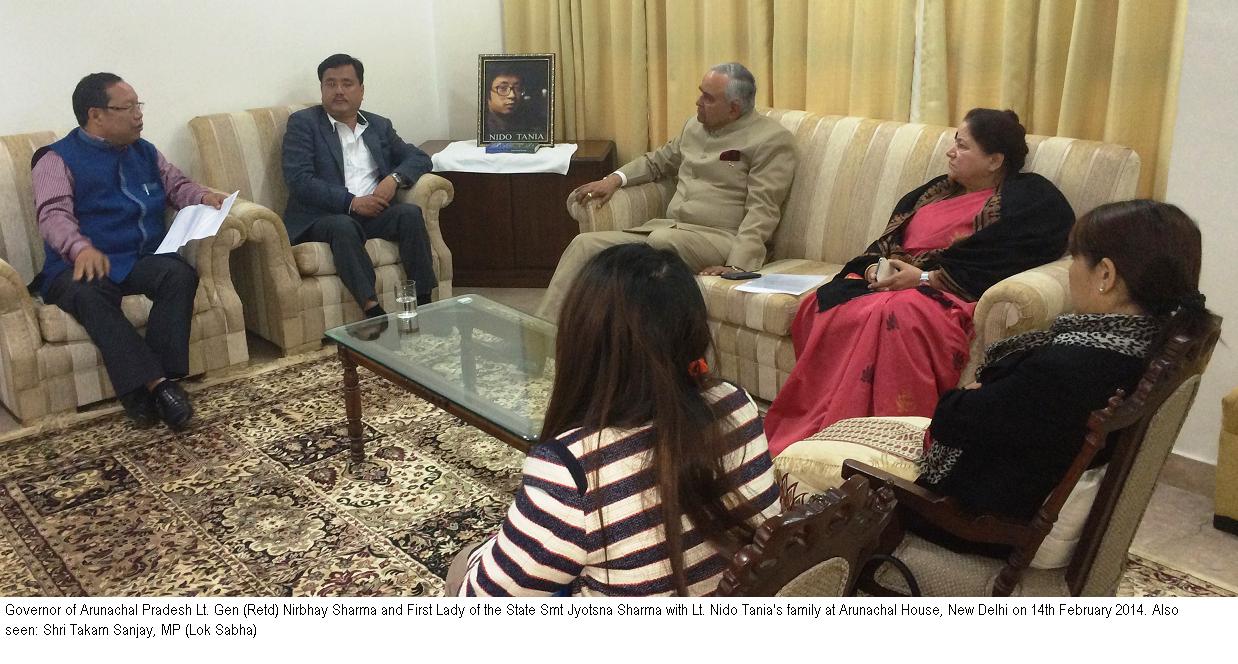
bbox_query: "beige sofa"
[568,110,1141,401]
[189,105,455,355]
[0,132,249,424]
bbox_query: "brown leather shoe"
[152,380,194,430]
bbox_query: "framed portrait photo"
[477,53,555,147]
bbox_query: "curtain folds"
[502,0,1183,197]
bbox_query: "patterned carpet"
[0,353,1232,597]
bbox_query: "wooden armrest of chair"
[842,459,943,510]
[841,459,1030,548]
[565,179,675,233]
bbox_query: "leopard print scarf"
[976,313,1161,380]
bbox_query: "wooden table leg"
[339,345,387,482]
[340,346,365,463]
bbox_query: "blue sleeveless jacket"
[38,128,167,293]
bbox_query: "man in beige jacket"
[537,62,797,322]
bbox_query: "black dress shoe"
[119,389,158,428]
[152,380,194,430]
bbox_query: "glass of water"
[396,280,418,320]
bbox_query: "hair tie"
[1176,291,1206,312]
[688,358,709,378]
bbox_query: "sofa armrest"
[0,256,45,394]
[408,172,455,211]
[226,197,301,280]
[0,256,35,317]
[962,257,1072,384]
[183,214,245,315]
[399,174,454,295]
[214,196,306,334]
[565,179,675,233]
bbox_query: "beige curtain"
[503,0,1184,197]
[918,0,1187,197]
[770,0,917,119]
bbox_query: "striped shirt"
[459,382,781,597]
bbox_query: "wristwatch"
[390,172,410,188]
[920,270,932,286]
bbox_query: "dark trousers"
[44,254,198,397]
[298,203,437,306]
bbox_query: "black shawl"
[814,172,1075,312]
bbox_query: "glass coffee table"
[324,295,555,480]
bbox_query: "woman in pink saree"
[765,109,1076,456]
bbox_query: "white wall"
[0,0,502,178]
[434,0,506,139]
[1164,0,1238,464]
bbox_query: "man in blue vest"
[32,73,227,430]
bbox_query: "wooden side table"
[419,140,616,287]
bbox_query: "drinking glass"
[396,280,418,320]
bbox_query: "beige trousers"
[536,228,728,322]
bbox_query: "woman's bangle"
[864,264,878,281]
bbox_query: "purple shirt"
[33,134,211,263]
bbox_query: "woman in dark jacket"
[918,199,1211,520]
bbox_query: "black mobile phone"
[721,271,762,280]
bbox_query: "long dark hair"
[540,244,753,595]
[1069,199,1211,347]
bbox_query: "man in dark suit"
[282,53,437,317]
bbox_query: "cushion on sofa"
[773,416,929,494]
[36,288,211,343]
[292,239,401,277]
[698,258,838,336]
[292,243,335,276]
[38,296,151,343]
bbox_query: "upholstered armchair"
[189,105,454,356]
[0,132,249,424]
[566,111,1141,401]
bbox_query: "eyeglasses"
[491,84,523,96]
[104,102,145,114]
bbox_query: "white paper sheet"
[156,191,239,254]
[733,273,828,295]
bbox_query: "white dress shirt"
[328,112,380,198]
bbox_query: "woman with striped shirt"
[448,244,781,596]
